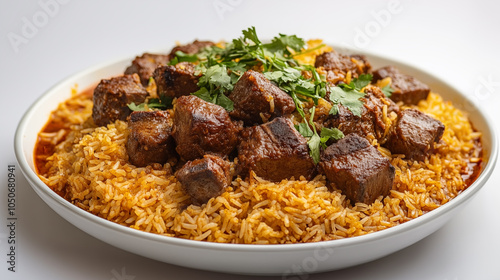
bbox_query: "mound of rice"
[36,89,481,244]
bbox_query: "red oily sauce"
[34,86,95,197]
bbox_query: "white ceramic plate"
[14,46,498,276]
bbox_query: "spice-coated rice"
[37,89,481,244]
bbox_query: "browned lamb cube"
[126,110,176,167]
[169,40,214,57]
[124,53,170,86]
[238,117,316,182]
[372,66,430,105]
[315,51,371,84]
[153,62,200,99]
[350,54,372,73]
[384,109,445,161]
[319,134,395,204]
[92,74,148,127]
[229,70,295,125]
[315,51,358,73]
[327,86,400,142]
[173,95,241,161]
[175,154,231,205]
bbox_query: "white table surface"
[1,0,499,279]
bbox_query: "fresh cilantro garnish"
[198,64,233,92]
[146,98,168,109]
[295,122,314,137]
[307,126,344,164]
[329,74,373,117]
[168,26,326,115]
[263,33,305,60]
[381,84,394,97]
[167,26,347,163]
[168,51,199,65]
[127,95,173,112]
[329,87,365,117]
[192,87,234,111]
[308,132,322,164]
[191,64,234,111]
[295,107,343,164]
[127,102,146,111]
[352,74,373,90]
[320,127,344,146]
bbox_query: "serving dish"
[14,45,498,275]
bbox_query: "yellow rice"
[37,90,481,244]
[36,42,481,244]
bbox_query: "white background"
[1,0,500,279]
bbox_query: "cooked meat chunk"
[153,62,200,99]
[315,51,356,72]
[173,95,241,161]
[315,51,371,84]
[384,109,445,161]
[124,53,170,86]
[350,54,372,74]
[229,70,295,125]
[169,40,214,56]
[238,117,316,181]
[327,86,399,142]
[92,74,148,127]
[373,66,430,105]
[126,110,176,167]
[319,134,395,204]
[176,154,231,205]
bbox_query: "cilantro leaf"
[146,98,167,109]
[128,102,146,111]
[338,74,372,92]
[242,26,261,45]
[339,90,365,117]
[320,127,344,148]
[192,87,214,103]
[305,107,321,164]
[329,87,365,117]
[307,133,322,164]
[352,74,373,90]
[215,92,234,111]
[169,51,199,65]
[297,122,345,164]
[225,61,246,83]
[330,74,372,117]
[306,127,345,164]
[329,104,339,115]
[263,67,301,85]
[381,84,394,97]
[193,64,234,112]
[274,34,305,52]
[127,95,173,112]
[295,122,314,138]
[168,56,179,66]
[159,94,173,107]
[265,34,305,56]
[193,64,235,111]
[200,64,233,92]
[302,106,345,164]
